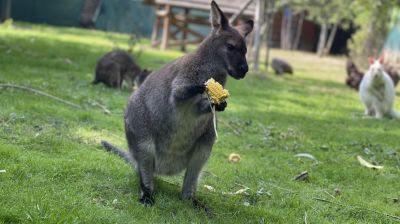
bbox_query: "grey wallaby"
[92,50,152,89]
[271,58,293,75]
[101,1,253,210]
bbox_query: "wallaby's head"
[138,69,152,85]
[368,56,385,79]
[207,1,253,79]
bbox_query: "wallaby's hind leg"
[134,140,156,205]
[181,127,214,213]
[365,107,374,116]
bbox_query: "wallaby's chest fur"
[125,54,219,175]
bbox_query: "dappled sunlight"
[72,127,126,148]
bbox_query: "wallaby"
[92,50,152,89]
[101,1,253,210]
[359,56,399,119]
[271,58,293,75]
[386,66,400,86]
[345,59,364,90]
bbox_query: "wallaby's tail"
[101,140,137,169]
[390,110,400,120]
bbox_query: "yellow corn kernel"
[205,78,229,104]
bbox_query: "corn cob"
[204,78,229,104]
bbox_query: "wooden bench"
[149,0,256,51]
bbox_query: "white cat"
[359,57,400,119]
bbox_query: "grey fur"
[101,1,253,209]
[272,58,293,75]
[101,140,136,167]
[93,50,152,89]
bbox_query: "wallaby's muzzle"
[227,60,249,79]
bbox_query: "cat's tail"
[390,111,400,120]
[101,140,137,169]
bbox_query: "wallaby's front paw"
[193,85,206,94]
[214,101,227,111]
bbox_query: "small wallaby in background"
[271,58,293,75]
[359,56,399,119]
[101,1,253,210]
[92,50,152,89]
[386,66,400,86]
[345,59,364,90]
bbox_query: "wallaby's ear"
[235,20,254,38]
[210,1,229,31]
[378,55,384,64]
[368,56,375,65]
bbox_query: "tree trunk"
[292,11,305,50]
[285,9,292,49]
[264,0,276,70]
[80,0,101,28]
[280,10,287,49]
[280,7,293,50]
[252,0,264,73]
[323,23,338,56]
[0,0,11,22]
[317,23,328,57]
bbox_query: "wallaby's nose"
[240,64,248,73]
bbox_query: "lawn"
[0,22,399,224]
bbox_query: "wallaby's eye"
[226,43,235,51]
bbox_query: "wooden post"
[151,5,161,47]
[160,5,171,51]
[252,0,264,73]
[181,8,189,52]
[1,0,11,22]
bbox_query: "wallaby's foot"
[365,108,374,116]
[139,192,155,206]
[187,198,213,216]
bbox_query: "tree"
[296,0,354,57]
[348,0,398,68]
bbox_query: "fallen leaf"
[293,171,309,181]
[222,187,250,195]
[294,153,319,163]
[234,187,249,195]
[229,153,241,163]
[357,155,383,169]
[203,185,216,192]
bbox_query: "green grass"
[1,22,399,224]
